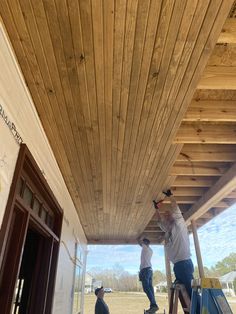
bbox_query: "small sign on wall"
[0,104,23,145]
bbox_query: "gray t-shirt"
[140,244,153,270]
[158,204,191,264]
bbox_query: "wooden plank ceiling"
[0,0,235,244]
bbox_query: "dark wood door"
[0,145,63,314]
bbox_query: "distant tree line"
[89,263,168,292]
[89,253,236,292]
[193,253,236,277]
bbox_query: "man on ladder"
[154,190,197,313]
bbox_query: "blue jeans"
[173,259,194,299]
[140,267,157,307]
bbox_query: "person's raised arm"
[153,199,169,232]
[137,236,144,247]
[163,190,183,219]
[153,200,162,220]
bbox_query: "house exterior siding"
[0,23,87,314]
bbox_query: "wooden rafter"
[171,162,229,176]
[177,144,236,162]
[183,100,236,122]
[217,18,236,44]
[0,0,235,244]
[198,66,236,89]
[175,123,236,144]
[184,163,236,223]
[172,176,219,187]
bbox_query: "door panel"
[0,206,29,313]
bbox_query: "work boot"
[146,304,159,313]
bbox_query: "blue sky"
[87,204,236,274]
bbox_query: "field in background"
[84,292,236,314]
[84,292,170,313]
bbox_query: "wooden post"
[191,219,205,278]
[164,246,172,303]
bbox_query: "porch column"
[164,245,172,303]
[191,220,205,278]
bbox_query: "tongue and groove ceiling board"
[0,0,235,244]
[144,2,236,243]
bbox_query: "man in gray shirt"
[138,238,159,313]
[155,190,194,299]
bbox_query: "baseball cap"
[142,238,150,245]
[95,286,103,296]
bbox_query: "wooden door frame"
[0,144,63,313]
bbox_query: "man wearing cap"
[155,190,194,299]
[95,286,110,314]
[138,238,159,313]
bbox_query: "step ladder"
[169,282,190,314]
[190,278,233,314]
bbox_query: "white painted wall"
[0,23,87,314]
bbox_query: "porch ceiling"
[1,0,236,244]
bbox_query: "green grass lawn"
[84,292,236,313]
[85,292,181,313]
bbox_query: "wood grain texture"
[218,18,236,43]
[0,0,235,243]
[198,66,236,89]
[175,122,236,144]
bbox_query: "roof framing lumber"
[217,18,236,44]
[177,144,236,162]
[174,123,236,144]
[164,196,199,204]
[171,187,208,196]
[183,100,236,122]
[184,162,236,223]
[198,66,236,89]
[1,0,235,244]
[171,162,229,176]
[172,176,219,187]
[208,44,236,67]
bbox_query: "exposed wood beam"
[164,196,199,204]
[174,123,236,144]
[195,218,209,226]
[225,191,236,198]
[208,44,236,67]
[214,200,229,208]
[198,66,236,89]
[184,163,236,223]
[177,144,236,162]
[172,187,208,197]
[193,89,236,101]
[171,162,229,176]
[210,207,227,216]
[145,228,164,233]
[172,176,219,187]
[220,198,236,207]
[183,100,236,122]
[88,240,138,244]
[171,187,208,196]
[218,19,236,44]
[201,211,214,219]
